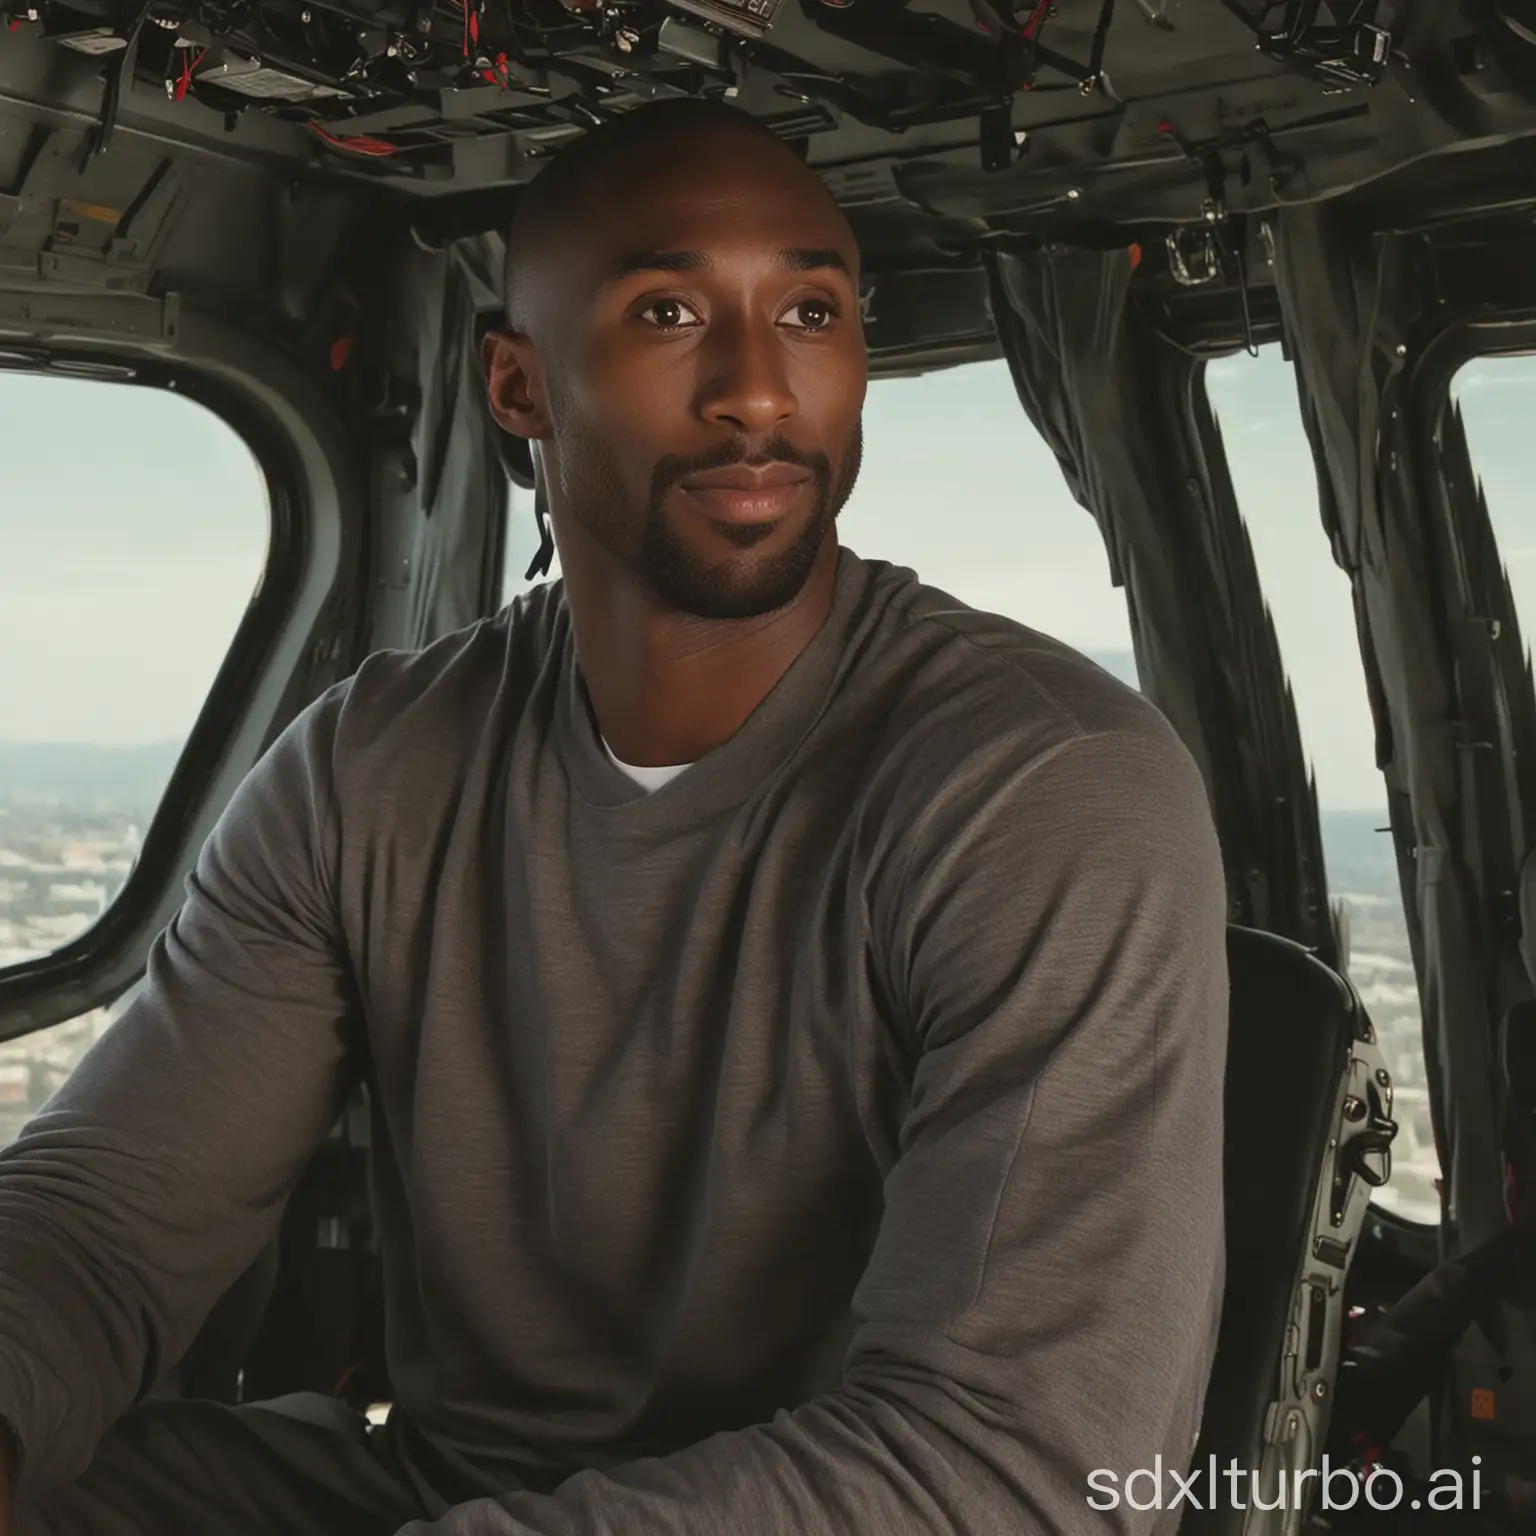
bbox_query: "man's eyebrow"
[604,247,854,283]
[778,247,852,277]
[607,249,709,282]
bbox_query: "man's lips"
[676,462,814,524]
[679,462,812,492]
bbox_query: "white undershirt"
[601,734,693,794]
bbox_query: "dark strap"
[523,468,554,581]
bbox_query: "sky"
[0,374,268,746]
[5,348,1534,815]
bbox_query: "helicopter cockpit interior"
[4,0,1536,1528]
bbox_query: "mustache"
[650,435,830,502]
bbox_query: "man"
[0,99,1228,1534]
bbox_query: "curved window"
[1451,354,1536,651]
[1206,345,1439,1226]
[0,374,269,972]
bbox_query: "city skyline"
[5,345,1529,1230]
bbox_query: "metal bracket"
[0,130,184,290]
[0,288,181,347]
[1254,0,1392,88]
[1167,225,1220,285]
[979,102,1024,171]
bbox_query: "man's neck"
[562,540,840,768]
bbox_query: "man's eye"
[638,298,702,330]
[782,299,837,332]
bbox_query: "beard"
[553,419,863,621]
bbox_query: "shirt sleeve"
[394,722,1231,1536]
[0,684,364,1494]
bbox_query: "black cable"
[81,0,153,166]
[524,464,554,581]
[1086,0,1117,82]
[1231,227,1258,358]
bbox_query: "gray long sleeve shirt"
[0,547,1229,1533]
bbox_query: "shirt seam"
[904,602,1097,742]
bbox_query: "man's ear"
[482,329,551,440]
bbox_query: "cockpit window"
[502,359,1140,689]
[1206,344,1441,1227]
[838,361,1138,683]
[1451,354,1536,646]
[0,375,268,1142]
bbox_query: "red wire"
[332,1360,364,1396]
[447,0,477,66]
[308,123,400,156]
[1021,0,1050,38]
[173,45,208,102]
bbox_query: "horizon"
[6,349,1531,815]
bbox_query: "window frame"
[1363,227,1536,1260]
[0,305,366,1040]
[1414,311,1536,838]
[1193,339,1452,1230]
[1179,285,1536,1244]
[1406,311,1536,1234]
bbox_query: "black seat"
[1181,925,1376,1535]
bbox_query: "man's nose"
[695,312,797,435]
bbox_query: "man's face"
[487,129,867,621]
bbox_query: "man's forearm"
[393,1371,1099,1536]
[0,689,362,1493]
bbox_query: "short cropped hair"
[502,99,796,332]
